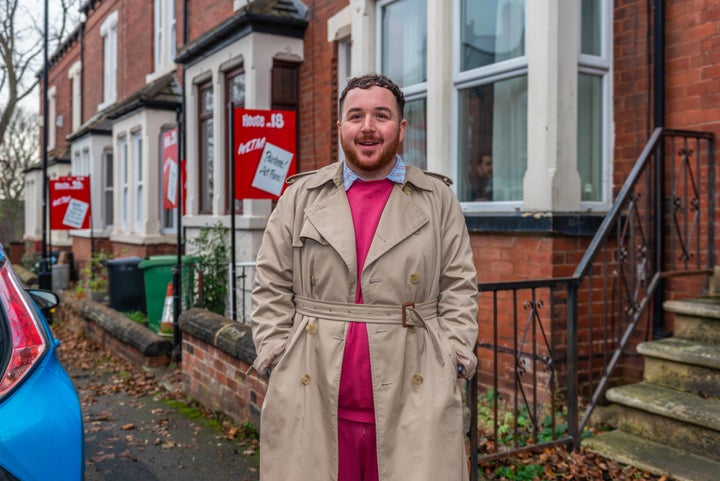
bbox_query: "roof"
[105,72,181,120]
[176,0,308,66]
[66,111,113,143]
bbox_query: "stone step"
[638,338,720,398]
[606,382,720,461]
[664,297,720,344]
[582,430,720,481]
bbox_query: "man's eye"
[348,114,362,121]
[376,113,389,120]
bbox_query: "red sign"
[162,128,179,210]
[50,176,91,230]
[234,108,296,199]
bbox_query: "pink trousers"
[338,418,379,481]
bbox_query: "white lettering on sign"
[52,195,73,207]
[163,130,177,147]
[242,114,265,127]
[55,180,85,190]
[237,137,267,155]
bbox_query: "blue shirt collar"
[342,155,406,191]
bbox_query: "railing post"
[567,281,579,448]
[468,373,478,481]
[653,135,667,339]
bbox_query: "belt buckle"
[401,302,415,327]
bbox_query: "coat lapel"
[303,186,356,273]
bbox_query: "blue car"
[0,248,84,480]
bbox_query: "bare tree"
[0,0,80,239]
[0,0,80,149]
[0,106,37,239]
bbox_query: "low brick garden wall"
[179,309,266,428]
[58,295,266,429]
[59,295,172,369]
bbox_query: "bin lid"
[138,255,200,269]
[104,256,144,266]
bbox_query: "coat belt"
[293,296,447,365]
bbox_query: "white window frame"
[47,86,57,150]
[376,0,428,169]
[578,0,612,209]
[69,61,82,131]
[119,136,129,231]
[133,130,144,232]
[149,0,176,81]
[103,150,114,229]
[99,11,118,110]
[451,0,528,212]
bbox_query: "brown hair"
[338,73,405,120]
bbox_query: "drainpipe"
[653,0,666,339]
[39,0,51,290]
[172,0,190,361]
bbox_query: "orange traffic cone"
[159,282,174,337]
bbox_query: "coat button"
[310,274,317,285]
[305,323,317,334]
[402,185,412,195]
[408,326,417,333]
[300,374,311,385]
[411,374,423,385]
[409,273,421,284]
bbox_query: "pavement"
[57,323,260,481]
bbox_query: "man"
[470,153,493,201]
[251,73,478,481]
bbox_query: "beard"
[341,132,402,180]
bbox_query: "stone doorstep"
[643,356,720,399]
[606,382,720,433]
[638,338,720,370]
[663,297,720,320]
[582,430,720,481]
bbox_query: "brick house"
[31,0,720,465]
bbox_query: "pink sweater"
[338,179,394,423]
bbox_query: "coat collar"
[299,162,436,274]
[296,161,444,193]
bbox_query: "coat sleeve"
[250,191,297,377]
[437,187,479,379]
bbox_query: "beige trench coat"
[251,162,478,481]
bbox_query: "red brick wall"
[82,0,121,121]
[185,0,234,43]
[614,0,720,333]
[46,40,81,152]
[182,334,266,427]
[118,0,155,98]
[297,1,344,171]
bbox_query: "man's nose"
[361,115,376,131]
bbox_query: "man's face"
[338,86,406,180]
[478,155,493,177]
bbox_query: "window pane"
[461,0,526,71]
[229,73,245,105]
[401,97,426,169]
[457,76,528,202]
[581,0,602,56]
[201,88,213,114]
[380,0,426,87]
[104,152,114,227]
[200,118,214,212]
[578,73,603,201]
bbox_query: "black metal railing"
[468,128,715,477]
